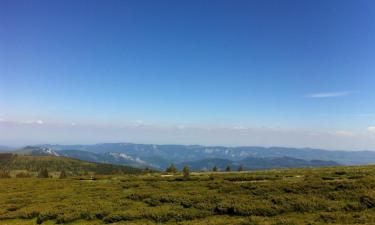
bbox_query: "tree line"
[165,164,245,174]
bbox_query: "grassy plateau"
[0,158,375,224]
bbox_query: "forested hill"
[0,153,142,175]
[32,143,375,170]
[176,157,340,171]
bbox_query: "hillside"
[0,153,142,175]
[176,156,340,171]
[58,150,151,169]
[14,146,60,156]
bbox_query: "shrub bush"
[16,172,32,178]
[0,170,11,178]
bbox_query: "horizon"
[1,0,375,150]
[3,141,375,152]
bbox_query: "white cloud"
[132,120,144,127]
[22,120,44,125]
[306,91,353,98]
[368,126,375,134]
[232,126,247,130]
[2,121,375,150]
[177,125,185,130]
[334,131,355,137]
[36,120,44,125]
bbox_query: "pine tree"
[238,165,244,172]
[38,168,49,178]
[183,165,190,178]
[212,166,218,172]
[59,170,67,179]
[166,164,178,173]
[225,165,231,172]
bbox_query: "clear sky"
[1,0,375,149]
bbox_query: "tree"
[225,165,231,172]
[144,167,151,173]
[183,165,190,178]
[238,165,244,172]
[212,166,218,172]
[38,168,49,178]
[166,164,178,173]
[59,170,67,179]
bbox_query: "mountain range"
[0,145,14,152]
[175,157,340,171]
[6,143,375,171]
[35,143,375,165]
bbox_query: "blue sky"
[1,0,375,149]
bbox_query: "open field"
[1,166,375,225]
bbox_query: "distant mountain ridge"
[176,156,340,171]
[41,143,375,164]
[0,145,14,152]
[6,143,375,171]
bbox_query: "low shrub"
[16,172,33,178]
[0,170,11,178]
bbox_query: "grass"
[0,165,375,224]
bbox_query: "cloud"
[2,121,375,150]
[177,125,185,130]
[368,126,375,134]
[21,120,44,125]
[334,131,355,137]
[36,120,44,125]
[130,120,144,127]
[306,91,353,98]
[232,126,247,130]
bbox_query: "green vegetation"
[0,153,143,176]
[182,165,190,178]
[0,162,375,224]
[59,170,67,179]
[166,164,178,173]
[38,168,49,178]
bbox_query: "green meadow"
[1,164,375,225]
